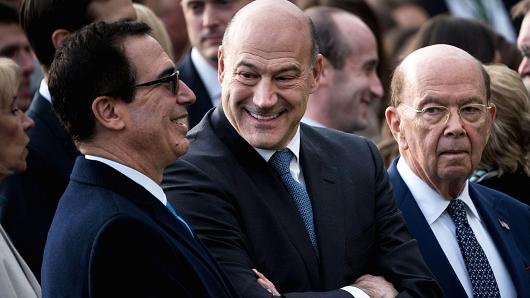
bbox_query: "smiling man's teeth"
[172,117,187,125]
[249,112,280,120]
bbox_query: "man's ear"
[309,54,323,93]
[318,57,333,87]
[218,45,225,83]
[385,106,408,150]
[92,96,126,131]
[51,29,72,51]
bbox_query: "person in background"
[0,57,39,298]
[302,7,383,133]
[179,0,252,128]
[0,3,35,111]
[163,0,442,297]
[513,0,530,95]
[42,20,238,297]
[134,3,174,60]
[386,44,530,297]
[0,0,137,280]
[470,64,530,205]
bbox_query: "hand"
[252,268,281,296]
[352,274,398,298]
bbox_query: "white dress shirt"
[85,155,167,206]
[39,79,52,103]
[190,48,221,107]
[397,158,516,298]
[254,127,368,298]
[301,116,325,128]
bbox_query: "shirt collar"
[397,158,481,224]
[39,79,52,103]
[85,155,167,206]
[301,116,326,128]
[254,126,301,163]
[190,48,221,105]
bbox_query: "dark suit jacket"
[178,50,214,128]
[41,157,238,298]
[163,107,442,298]
[388,158,530,297]
[0,92,79,280]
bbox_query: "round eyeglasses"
[399,103,492,126]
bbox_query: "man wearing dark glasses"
[41,21,239,297]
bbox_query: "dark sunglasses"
[131,70,180,95]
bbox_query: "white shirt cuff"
[341,286,370,298]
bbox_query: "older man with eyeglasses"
[385,44,530,298]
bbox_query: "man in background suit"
[163,0,441,297]
[302,6,383,132]
[0,0,136,280]
[0,3,34,112]
[385,44,530,297]
[179,0,251,128]
[42,20,238,297]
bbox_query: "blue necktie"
[269,149,318,255]
[166,202,195,238]
[447,199,500,298]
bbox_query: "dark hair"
[0,2,18,24]
[305,6,350,69]
[19,0,95,69]
[49,21,150,143]
[407,14,497,63]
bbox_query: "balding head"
[222,0,318,67]
[386,44,496,199]
[391,44,490,107]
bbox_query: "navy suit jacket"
[41,157,239,297]
[388,158,530,297]
[0,92,79,280]
[178,50,214,128]
[163,107,442,297]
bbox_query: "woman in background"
[470,64,530,205]
[0,57,39,297]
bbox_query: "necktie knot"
[447,199,468,227]
[269,149,293,176]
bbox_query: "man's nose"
[202,4,220,28]
[253,79,277,108]
[177,81,196,106]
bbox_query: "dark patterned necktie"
[269,149,318,255]
[447,199,500,298]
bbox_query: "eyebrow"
[234,61,302,75]
[417,96,485,107]
[157,67,176,79]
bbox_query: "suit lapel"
[71,158,226,280]
[469,185,530,296]
[210,108,321,288]
[299,125,344,289]
[388,159,467,297]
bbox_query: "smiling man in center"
[163,0,441,297]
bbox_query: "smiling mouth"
[248,110,282,121]
[171,116,187,127]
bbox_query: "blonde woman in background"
[134,3,174,61]
[470,64,530,205]
[0,57,39,297]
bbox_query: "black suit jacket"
[163,107,442,297]
[41,157,239,297]
[178,50,214,128]
[388,158,530,297]
[0,92,79,280]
